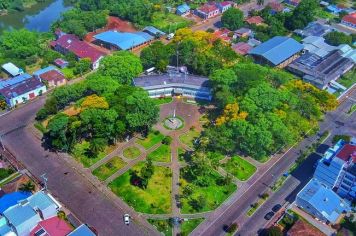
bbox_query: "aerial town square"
[0,0,355,235]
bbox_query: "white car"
[124,214,130,225]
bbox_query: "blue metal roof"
[94,31,153,50]
[33,66,57,77]
[143,26,166,36]
[3,203,40,228]
[249,36,304,66]
[297,179,350,223]
[0,191,32,213]
[27,191,57,212]
[68,224,96,236]
[0,73,32,89]
[176,3,190,14]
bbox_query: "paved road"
[0,98,159,236]
[191,90,356,236]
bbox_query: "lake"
[0,0,71,33]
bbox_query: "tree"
[221,8,244,31]
[99,51,143,84]
[81,94,109,110]
[73,58,91,75]
[324,31,352,46]
[19,181,35,192]
[46,113,70,151]
[0,95,7,110]
[88,137,107,157]
[285,0,319,30]
[264,226,283,236]
[140,41,173,71]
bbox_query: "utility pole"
[41,173,48,191]
[0,134,4,151]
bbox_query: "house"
[143,26,166,38]
[326,5,345,15]
[338,44,356,63]
[68,224,96,236]
[284,0,301,7]
[93,31,154,51]
[33,66,67,88]
[216,1,232,13]
[51,32,105,70]
[235,27,252,38]
[214,28,232,42]
[341,13,356,29]
[294,21,333,38]
[314,140,356,201]
[0,191,32,214]
[287,220,325,236]
[302,36,336,57]
[0,77,47,108]
[0,73,32,89]
[30,216,72,236]
[133,73,212,101]
[245,16,264,26]
[176,3,190,16]
[247,38,261,47]
[249,36,304,68]
[295,178,351,224]
[27,191,62,220]
[194,3,220,19]
[232,42,252,55]
[54,58,69,68]
[1,63,24,77]
[287,50,354,90]
[268,2,284,14]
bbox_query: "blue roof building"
[176,3,190,15]
[33,66,57,77]
[27,191,61,220]
[296,178,351,224]
[0,191,32,214]
[143,26,166,37]
[68,224,96,236]
[0,73,32,89]
[93,31,154,51]
[249,36,304,68]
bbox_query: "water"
[0,0,71,33]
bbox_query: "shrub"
[35,108,48,121]
[332,135,351,144]
[162,136,172,145]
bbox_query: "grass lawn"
[136,131,165,150]
[123,146,141,159]
[347,104,356,115]
[180,218,204,236]
[0,168,15,182]
[109,162,172,214]
[153,97,173,106]
[222,156,256,181]
[179,129,200,149]
[92,157,126,181]
[315,7,337,20]
[71,141,116,168]
[148,219,172,236]
[338,69,356,88]
[147,144,171,163]
[180,169,237,214]
[150,12,192,33]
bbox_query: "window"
[34,228,46,236]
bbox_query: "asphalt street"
[192,89,356,236]
[0,97,159,236]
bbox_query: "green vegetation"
[136,131,165,150]
[271,175,288,192]
[340,215,356,235]
[338,69,356,88]
[92,156,126,181]
[179,129,200,149]
[324,31,353,46]
[180,218,204,236]
[34,122,47,134]
[221,8,244,31]
[247,193,269,216]
[222,156,256,181]
[150,11,192,33]
[0,172,22,187]
[71,141,115,167]
[153,97,173,106]
[332,135,351,144]
[348,104,356,115]
[147,144,171,163]
[148,219,172,236]
[0,0,45,12]
[123,146,141,159]
[109,161,172,214]
[0,168,15,181]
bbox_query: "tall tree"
[221,8,244,31]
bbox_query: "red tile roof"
[232,42,252,55]
[52,34,105,63]
[30,216,72,236]
[336,144,356,162]
[245,16,264,25]
[39,70,66,85]
[342,13,356,25]
[54,58,68,67]
[268,2,284,12]
[199,3,219,14]
[288,220,324,236]
[214,28,231,41]
[220,1,232,7]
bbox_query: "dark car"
[264,211,274,220]
[272,204,282,212]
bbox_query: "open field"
[92,157,126,181]
[181,218,204,236]
[147,144,171,163]
[123,146,141,159]
[136,131,165,150]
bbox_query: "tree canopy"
[221,8,244,31]
[324,31,353,46]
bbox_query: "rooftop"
[177,3,190,13]
[302,36,336,57]
[249,36,304,66]
[198,3,219,14]
[0,191,32,214]
[94,30,153,50]
[27,191,59,212]
[297,178,350,223]
[143,26,166,37]
[30,216,72,236]
[336,144,356,162]
[287,220,324,236]
[33,66,57,77]
[3,203,40,228]
[68,224,96,236]
[0,73,32,89]
[232,42,252,55]
[245,16,264,25]
[39,70,66,84]
[0,77,45,99]
[1,63,23,77]
[342,13,356,25]
[268,2,284,12]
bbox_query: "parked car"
[264,211,274,220]
[124,214,130,225]
[272,204,282,212]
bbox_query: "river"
[0,0,71,33]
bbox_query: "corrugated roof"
[176,3,190,13]
[249,36,304,66]
[1,63,23,77]
[0,73,32,89]
[336,144,356,162]
[94,31,153,50]
[3,204,40,228]
[0,191,32,213]
[0,77,45,99]
[27,191,58,212]
[30,216,72,236]
[68,224,96,236]
[33,66,57,77]
[143,26,166,36]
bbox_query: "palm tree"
[19,181,35,192]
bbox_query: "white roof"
[1,63,23,77]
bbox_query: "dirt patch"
[63,106,81,117]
